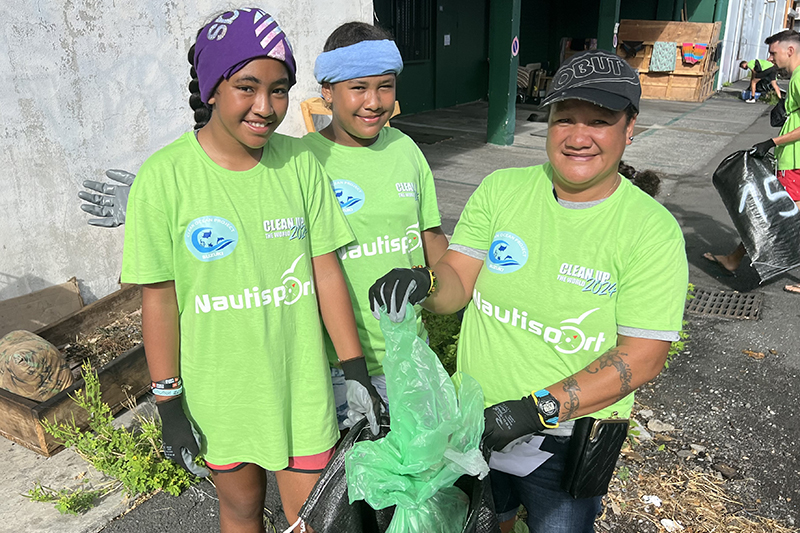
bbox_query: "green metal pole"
[487,0,521,146]
[597,0,621,52]
[713,0,730,87]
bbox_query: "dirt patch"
[62,309,142,374]
[596,314,799,532]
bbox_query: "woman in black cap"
[368,50,688,532]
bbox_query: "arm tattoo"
[560,376,581,421]
[585,348,633,400]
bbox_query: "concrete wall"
[0,1,371,303]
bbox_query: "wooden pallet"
[0,284,148,456]
[616,19,722,102]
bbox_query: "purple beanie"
[193,8,297,104]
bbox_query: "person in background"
[740,58,782,103]
[705,30,800,294]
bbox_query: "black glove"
[156,397,210,477]
[78,169,136,227]
[369,267,432,322]
[751,139,776,158]
[483,395,557,452]
[340,356,385,435]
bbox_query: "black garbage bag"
[712,150,800,281]
[298,417,395,533]
[297,417,500,533]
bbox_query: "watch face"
[539,398,559,418]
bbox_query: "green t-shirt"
[302,128,442,375]
[747,59,774,74]
[777,67,800,171]
[121,132,354,469]
[450,164,687,419]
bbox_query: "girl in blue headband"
[302,22,449,429]
[120,9,370,532]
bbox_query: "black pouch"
[560,416,629,499]
[771,97,787,128]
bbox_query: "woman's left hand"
[482,396,548,451]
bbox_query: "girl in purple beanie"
[120,9,377,532]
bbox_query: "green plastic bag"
[345,305,489,533]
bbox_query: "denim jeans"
[490,435,602,533]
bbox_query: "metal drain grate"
[685,288,762,320]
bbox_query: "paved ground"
[4,82,798,532]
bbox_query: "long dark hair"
[618,160,661,198]
[322,21,393,52]
[187,24,212,130]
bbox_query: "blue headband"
[314,40,404,84]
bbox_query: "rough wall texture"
[0,1,371,303]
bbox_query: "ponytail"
[618,161,661,198]
[187,40,212,130]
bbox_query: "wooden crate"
[0,284,148,456]
[616,19,721,102]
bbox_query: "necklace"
[600,174,621,200]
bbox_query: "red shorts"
[206,446,335,474]
[777,169,800,201]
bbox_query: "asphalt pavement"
[4,84,797,532]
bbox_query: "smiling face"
[204,57,290,168]
[320,74,396,147]
[546,99,636,201]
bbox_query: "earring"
[629,136,634,141]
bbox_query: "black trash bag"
[298,417,395,533]
[297,417,500,533]
[712,150,800,281]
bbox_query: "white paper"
[488,435,553,477]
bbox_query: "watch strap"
[532,389,560,429]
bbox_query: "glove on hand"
[482,396,548,452]
[751,139,776,158]
[156,397,210,477]
[368,267,432,322]
[340,356,385,435]
[78,169,136,227]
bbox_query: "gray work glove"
[340,356,385,436]
[78,169,135,227]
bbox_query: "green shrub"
[28,362,198,514]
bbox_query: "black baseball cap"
[542,50,641,112]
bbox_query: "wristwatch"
[532,389,560,429]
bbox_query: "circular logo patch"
[185,216,239,262]
[487,231,528,274]
[332,180,365,215]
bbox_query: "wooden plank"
[0,388,42,453]
[34,344,149,455]
[0,278,84,338]
[35,284,142,348]
[618,19,717,44]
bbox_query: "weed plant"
[27,361,197,514]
